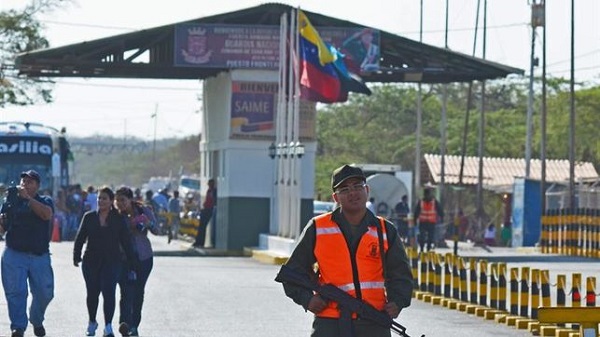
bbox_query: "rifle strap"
[376,217,387,279]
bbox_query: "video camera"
[1,185,19,231]
[5,185,18,205]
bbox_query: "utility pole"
[534,1,547,215]
[456,0,482,255]
[477,0,488,237]
[440,0,455,252]
[525,0,540,178]
[568,0,576,209]
[414,0,424,207]
[440,0,449,212]
[152,103,158,161]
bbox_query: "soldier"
[278,165,413,337]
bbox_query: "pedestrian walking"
[0,170,54,337]
[393,195,410,243]
[277,164,413,337]
[73,187,138,337]
[167,190,181,242]
[114,187,159,337]
[85,185,98,212]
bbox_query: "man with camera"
[0,170,55,337]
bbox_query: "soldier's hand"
[384,301,400,318]
[17,186,31,200]
[307,294,328,314]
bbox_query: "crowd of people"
[360,184,514,252]
[48,183,207,244]
[0,164,512,337]
[0,170,217,337]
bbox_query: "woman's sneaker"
[118,322,130,337]
[86,321,98,336]
[103,324,114,337]
[129,327,139,336]
[33,325,46,337]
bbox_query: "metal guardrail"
[69,140,149,154]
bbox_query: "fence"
[540,208,600,257]
[408,248,600,336]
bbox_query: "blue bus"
[0,122,71,194]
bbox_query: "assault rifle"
[275,264,423,337]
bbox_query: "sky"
[1,0,599,140]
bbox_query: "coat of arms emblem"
[181,27,213,64]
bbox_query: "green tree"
[318,78,600,176]
[314,79,600,220]
[544,85,600,163]
[0,0,69,107]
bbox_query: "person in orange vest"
[413,185,444,253]
[278,164,413,337]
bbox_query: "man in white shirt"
[85,185,98,211]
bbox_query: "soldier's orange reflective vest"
[313,213,388,318]
[418,200,437,224]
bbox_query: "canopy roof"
[14,3,523,83]
[423,154,599,193]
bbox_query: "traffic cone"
[51,217,60,242]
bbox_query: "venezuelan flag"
[298,10,343,103]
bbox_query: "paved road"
[0,236,580,337]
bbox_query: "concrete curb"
[250,249,288,265]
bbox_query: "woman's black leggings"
[82,259,121,324]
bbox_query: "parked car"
[313,200,336,216]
